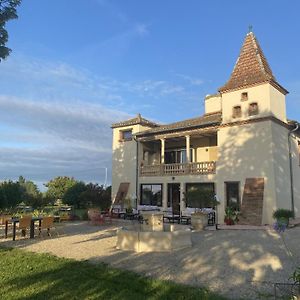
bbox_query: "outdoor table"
[5,216,43,241]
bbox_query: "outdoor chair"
[88,209,104,225]
[110,205,126,218]
[38,216,58,237]
[101,209,112,224]
[17,216,32,238]
[0,215,12,237]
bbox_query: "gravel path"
[1,221,299,299]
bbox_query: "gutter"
[288,122,299,216]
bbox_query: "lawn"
[0,247,227,300]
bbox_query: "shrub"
[273,209,294,220]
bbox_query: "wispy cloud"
[175,73,204,86]
[0,54,202,185]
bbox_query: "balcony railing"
[140,161,216,176]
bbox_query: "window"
[165,149,193,164]
[241,92,248,101]
[232,106,242,118]
[225,182,240,211]
[140,184,162,206]
[119,129,132,141]
[248,102,259,116]
[185,183,215,208]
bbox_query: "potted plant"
[273,208,294,226]
[184,188,219,231]
[224,207,238,225]
[124,197,133,214]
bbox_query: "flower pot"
[224,218,234,225]
[191,212,208,231]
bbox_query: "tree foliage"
[44,176,77,202]
[63,181,87,208]
[0,0,21,61]
[78,184,111,210]
[0,180,22,208]
[18,176,43,208]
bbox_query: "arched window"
[232,105,242,118]
[249,102,259,116]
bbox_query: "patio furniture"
[0,215,12,237]
[163,208,180,224]
[38,216,58,237]
[101,210,113,224]
[124,208,139,220]
[88,209,104,225]
[5,216,43,241]
[110,205,126,218]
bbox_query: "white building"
[111,31,300,225]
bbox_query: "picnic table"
[5,216,43,241]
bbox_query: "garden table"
[5,216,43,241]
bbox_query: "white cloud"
[0,54,205,185]
[175,73,204,86]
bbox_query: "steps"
[239,178,264,225]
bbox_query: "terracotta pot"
[224,218,234,225]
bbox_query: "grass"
[0,247,227,300]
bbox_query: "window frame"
[248,102,259,116]
[241,92,248,101]
[232,105,242,118]
[185,182,215,208]
[140,184,163,207]
[119,129,133,142]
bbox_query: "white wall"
[221,83,287,124]
[216,120,277,224]
[205,95,222,114]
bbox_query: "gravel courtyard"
[1,221,299,299]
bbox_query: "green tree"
[63,181,87,208]
[0,180,22,208]
[45,176,77,203]
[78,184,111,210]
[0,0,21,61]
[18,176,43,208]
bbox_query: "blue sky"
[1,0,300,189]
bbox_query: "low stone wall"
[116,227,192,252]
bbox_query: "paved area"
[1,221,299,299]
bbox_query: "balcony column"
[185,135,191,163]
[160,138,165,164]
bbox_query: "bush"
[273,209,294,220]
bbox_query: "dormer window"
[249,102,259,116]
[241,92,248,101]
[232,106,242,118]
[119,129,133,141]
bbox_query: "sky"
[1,0,300,190]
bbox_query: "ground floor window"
[140,184,162,206]
[185,183,215,208]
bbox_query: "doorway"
[225,182,240,211]
[168,183,180,214]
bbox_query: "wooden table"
[5,217,43,241]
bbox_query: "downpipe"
[288,122,299,217]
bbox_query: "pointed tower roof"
[219,32,288,94]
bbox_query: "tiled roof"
[135,112,222,136]
[111,114,159,128]
[219,32,288,94]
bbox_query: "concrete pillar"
[160,138,165,164]
[180,182,186,211]
[144,151,149,164]
[163,182,168,209]
[186,135,191,163]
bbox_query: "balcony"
[140,161,216,177]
